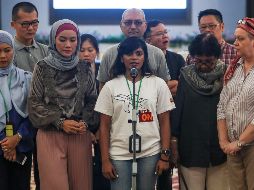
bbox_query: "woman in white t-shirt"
[95,36,175,190]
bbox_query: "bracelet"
[160,157,170,162]
[171,139,177,142]
[17,132,22,140]
[57,118,65,130]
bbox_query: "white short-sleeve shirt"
[95,75,175,160]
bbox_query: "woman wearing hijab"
[217,17,254,190]
[172,33,227,190]
[0,30,34,190]
[28,19,98,190]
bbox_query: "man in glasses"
[10,2,49,190]
[186,9,237,65]
[144,20,185,190]
[97,8,172,91]
[11,2,48,72]
[144,20,185,97]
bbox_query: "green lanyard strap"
[125,77,143,110]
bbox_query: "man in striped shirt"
[186,9,237,65]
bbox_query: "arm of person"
[95,83,117,180]
[239,123,254,145]
[217,119,230,153]
[170,76,185,165]
[217,85,230,153]
[97,45,117,90]
[167,80,178,97]
[99,113,118,180]
[224,123,254,155]
[156,111,170,175]
[99,82,105,92]
[28,63,62,129]
[82,66,99,133]
[169,53,185,97]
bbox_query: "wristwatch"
[160,149,171,157]
[57,118,65,130]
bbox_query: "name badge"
[129,134,141,153]
[6,123,14,137]
[139,110,153,122]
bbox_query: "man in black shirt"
[144,20,185,190]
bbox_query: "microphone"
[130,67,138,78]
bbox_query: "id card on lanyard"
[125,77,143,153]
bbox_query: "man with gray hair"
[97,8,173,91]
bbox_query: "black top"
[165,50,185,80]
[172,75,226,167]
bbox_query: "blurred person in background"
[144,19,185,190]
[186,9,236,66]
[97,8,174,92]
[11,3,49,189]
[79,33,110,190]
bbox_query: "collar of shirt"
[220,39,226,49]
[14,37,39,51]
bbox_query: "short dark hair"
[143,19,163,40]
[111,37,152,78]
[80,34,99,53]
[12,2,38,21]
[198,9,223,23]
[188,33,221,58]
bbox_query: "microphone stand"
[131,74,137,190]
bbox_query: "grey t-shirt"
[13,38,49,72]
[97,43,171,83]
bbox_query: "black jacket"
[172,75,226,167]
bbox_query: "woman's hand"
[155,156,170,176]
[102,159,118,180]
[3,149,16,161]
[0,135,20,153]
[219,140,230,153]
[171,140,179,168]
[224,141,241,155]
[90,132,97,144]
[62,120,87,134]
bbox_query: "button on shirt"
[13,38,48,72]
[217,58,254,141]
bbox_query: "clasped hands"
[61,119,88,135]
[220,140,241,155]
[0,135,20,161]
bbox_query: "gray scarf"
[43,19,80,71]
[181,60,226,95]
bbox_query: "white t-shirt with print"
[95,75,175,160]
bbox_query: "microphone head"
[130,67,138,78]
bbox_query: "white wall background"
[1,0,246,40]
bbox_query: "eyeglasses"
[15,20,39,28]
[122,20,145,27]
[199,23,220,31]
[149,30,168,38]
[193,57,217,65]
[238,19,254,29]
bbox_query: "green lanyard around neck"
[125,76,143,110]
[0,74,12,122]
